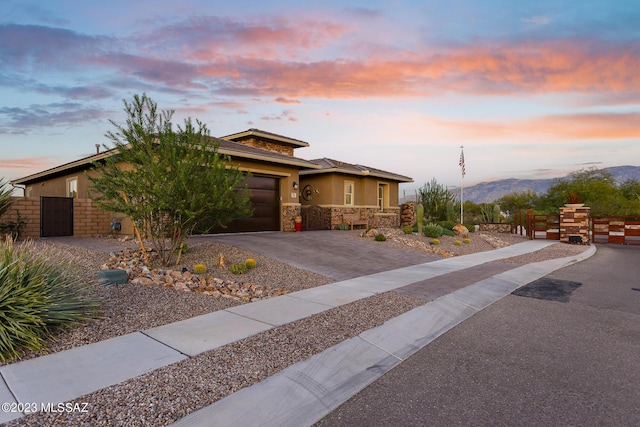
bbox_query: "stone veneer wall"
[478,223,512,233]
[240,137,294,156]
[282,204,301,232]
[560,205,590,244]
[329,206,400,229]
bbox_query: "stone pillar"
[401,203,415,227]
[559,205,590,244]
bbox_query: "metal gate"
[301,205,331,230]
[592,216,640,245]
[41,197,73,237]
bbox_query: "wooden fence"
[513,210,560,241]
[591,216,640,245]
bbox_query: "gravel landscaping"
[4,230,590,426]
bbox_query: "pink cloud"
[430,112,640,142]
[0,157,54,169]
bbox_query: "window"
[378,183,388,211]
[67,177,78,198]
[344,181,354,205]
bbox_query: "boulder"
[452,224,470,238]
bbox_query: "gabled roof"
[222,128,310,148]
[11,136,319,186]
[301,158,413,183]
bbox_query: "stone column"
[559,205,590,244]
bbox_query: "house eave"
[218,147,320,169]
[10,151,114,186]
[299,167,413,182]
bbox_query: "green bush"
[0,238,98,362]
[423,223,443,238]
[229,263,248,274]
[337,222,350,230]
[374,233,386,242]
[464,224,475,233]
[402,225,413,234]
[437,220,456,231]
[441,228,455,237]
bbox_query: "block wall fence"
[0,197,111,239]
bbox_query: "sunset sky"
[1,0,639,195]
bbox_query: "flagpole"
[459,146,464,224]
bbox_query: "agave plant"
[0,237,99,362]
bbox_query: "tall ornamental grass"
[0,237,98,362]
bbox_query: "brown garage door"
[41,196,73,237]
[206,176,280,233]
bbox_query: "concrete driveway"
[193,230,439,281]
[316,244,640,426]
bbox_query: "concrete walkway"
[0,240,595,424]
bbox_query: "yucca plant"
[0,238,98,362]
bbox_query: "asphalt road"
[316,244,640,426]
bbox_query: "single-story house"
[299,158,412,230]
[9,129,412,237]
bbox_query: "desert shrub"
[463,238,471,244]
[437,220,456,231]
[229,263,247,274]
[245,258,257,269]
[454,240,462,246]
[374,233,386,242]
[193,263,206,274]
[464,224,475,233]
[337,222,350,230]
[402,225,413,234]
[423,223,443,238]
[441,228,455,237]
[0,238,98,362]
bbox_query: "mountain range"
[404,166,640,204]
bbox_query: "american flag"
[459,148,466,178]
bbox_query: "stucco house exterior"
[8,129,412,237]
[299,158,412,230]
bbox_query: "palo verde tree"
[88,94,252,266]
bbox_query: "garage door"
[207,176,280,233]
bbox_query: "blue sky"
[1,0,639,195]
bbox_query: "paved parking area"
[193,230,438,280]
[316,244,640,426]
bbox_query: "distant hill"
[460,165,640,203]
[402,166,640,204]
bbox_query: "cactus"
[245,258,257,269]
[229,263,247,274]
[193,263,207,274]
[493,204,501,223]
[446,200,454,222]
[417,203,424,235]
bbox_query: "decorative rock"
[101,247,289,301]
[452,224,470,238]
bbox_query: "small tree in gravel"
[88,94,252,266]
